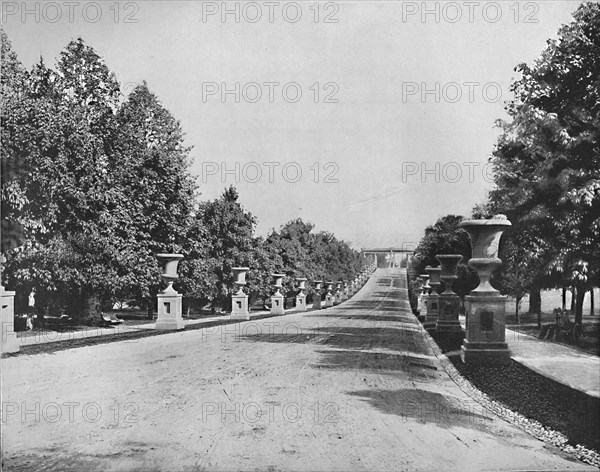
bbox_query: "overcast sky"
[3,0,581,249]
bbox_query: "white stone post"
[270,274,285,315]
[156,254,184,330]
[334,282,342,305]
[295,278,307,312]
[324,282,335,307]
[231,267,250,320]
[1,285,19,354]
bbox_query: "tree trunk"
[515,297,520,324]
[590,289,594,316]
[575,286,585,327]
[571,287,576,312]
[529,289,541,314]
[146,299,154,320]
[562,287,566,310]
[70,289,100,324]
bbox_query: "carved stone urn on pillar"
[230,267,250,320]
[423,266,441,332]
[435,254,463,333]
[334,281,343,305]
[460,218,512,365]
[312,280,323,309]
[270,274,285,315]
[295,278,307,312]
[419,274,430,321]
[155,253,184,330]
[413,276,424,315]
[1,255,19,353]
[341,281,349,301]
[324,282,335,308]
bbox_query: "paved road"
[1,269,592,471]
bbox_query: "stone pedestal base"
[436,294,462,333]
[296,294,307,312]
[421,294,429,319]
[156,292,184,330]
[324,294,334,308]
[426,294,439,324]
[271,294,285,315]
[461,341,511,364]
[230,293,250,320]
[312,294,322,310]
[423,321,437,333]
[461,294,510,364]
[1,288,19,354]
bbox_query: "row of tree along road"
[408,3,599,329]
[0,30,363,324]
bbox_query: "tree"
[483,2,600,325]
[409,215,479,300]
[194,186,260,309]
[1,35,197,322]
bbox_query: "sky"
[2,0,583,250]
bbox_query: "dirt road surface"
[1,269,593,471]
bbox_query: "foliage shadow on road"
[346,388,494,432]
[240,326,432,357]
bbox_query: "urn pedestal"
[324,282,335,307]
[419,274,430,321]
[155,254,184,330]
[435,255,463,333]
[460,219,512,365]
[231,267,250,320]
[413,277,424,315]
[341,281,349,301]
[1,286,19,354]
[295,278,307,312]
[270,274,285,316]
[334,282,342,305]
[423,266,441,332]
[312,281,323,309]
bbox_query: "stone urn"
[295,277,308,312]
[324,281,335,307]
[270,273,286,315]
[459,218,512,295]
[436,254,463,295]
[425,266,441,292]
[155,254,184,330]
[435,254,463,333]
[312,280,323,309]
[231,267,250,320]
[419,274,430,320]
[424,266,442,328]
[156,253,183,293]
[460,217,512,365]
[296,277,307,292]
[272,274,285,294]
[232,267,249,295]
[420,275,430,296]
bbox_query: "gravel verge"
[421,326,600,468]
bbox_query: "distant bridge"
[361,248,414,268]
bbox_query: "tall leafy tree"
[483,2,600,325]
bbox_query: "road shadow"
[313,349,442,383]
[346,388,494,431]
[240,326,431,356]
